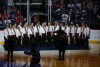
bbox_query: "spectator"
[93,4,98,14]
[16,10,22,23]
[68,2,75,9]
[77,2,82,9]
[9,9,16,23]
[2,10,7,21]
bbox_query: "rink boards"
[0,29,100,45]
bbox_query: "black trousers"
[17,36,21,47]
[4,37,8,51]
[35,33,40,44]
[4,37,8,45]
[22,34,28,47]
[82,34,89,48]
[70,33,74,46]
[41,33,46,44]
[47,32,52,44]
[47,36,52,44]
[85,36,89,48]
[75,33,80,46]
[7,36,15,60]
[29,34,35,47]
[53,35,58,48]
[80,33,84,47]
[59,50,65,60]
[66,36,68,45]
[58,38,66,60]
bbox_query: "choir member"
[34,22,40,44]
[47,22,53,44]
[28,23,34,47]
[75,23,81,46]
[22,23,28,47]
[85,23,90,48]
[80,23,84,47]
[64,22,70,46]
[7,23,16,61]
[39,23,46,44]
[4,24,9,51]
[69,22,75,46]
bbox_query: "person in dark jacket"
[23,41,41,67]
[30,42,41,67]
[54,26,67,60]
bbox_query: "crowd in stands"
[52,0,89,23]
[52,0,100,24]
[0,6,23,25]
[0,0,100,29]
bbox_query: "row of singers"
[4,22,90,47]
